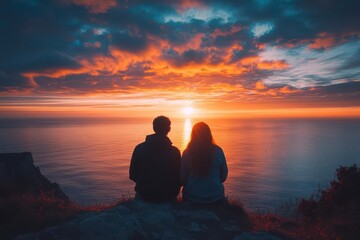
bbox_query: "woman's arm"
[219,147,228,183]
[180,150,190,185]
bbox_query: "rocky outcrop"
[2,153,289,240]
[0,152,69,201]
[15,200,288,240]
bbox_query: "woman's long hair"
[185,122,215,176]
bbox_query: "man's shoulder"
[134,141,147,151]
[169,145,180,153]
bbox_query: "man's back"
[129,133,181,202]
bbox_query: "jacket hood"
[145,133,172,146]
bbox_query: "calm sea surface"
[0,117,359,211]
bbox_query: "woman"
[181,122,228,203]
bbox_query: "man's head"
[153,116,171,135]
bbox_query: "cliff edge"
[14,200,289,240]
[0,153,289,240]
[0,152,69,201]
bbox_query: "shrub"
[299,165,360,218]
[298,164,360,239]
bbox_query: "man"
[129,116,181,202]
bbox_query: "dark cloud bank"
[0,0,359,104]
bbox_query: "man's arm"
[129,146,140,182]
[173,148,182,187]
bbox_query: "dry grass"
[0,192,132,239]
[249,165,360,240]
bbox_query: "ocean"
[1,117,359,211]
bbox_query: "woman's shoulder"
[212,144,223,151]
[182,148,190,158]
[212,144,225,155]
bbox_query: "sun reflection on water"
[181,118,192,151]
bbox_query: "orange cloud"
[240,56,260,65]
[82,51,137,75]
[266,89,278,96]
[309,33,336,49]
[22,67,89,81]
[174,33,205,52]
[175,0,206,13]
[240,57,289,70]
[258,60,289,70]
[19,30,293,95]
[210,25,244,38]
[255,43,266,50]
[278,86,299,94]
[250,83,300,97]
[64,0,117,13]
[255,80,266,90]
[281,32,359,49]
[82,41,165,76]
[158,62,247,78]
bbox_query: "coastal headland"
[1,153,358,240]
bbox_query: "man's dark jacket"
[129,133,181,202]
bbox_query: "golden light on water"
[181,118,192,151]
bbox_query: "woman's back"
[181,144,228,203]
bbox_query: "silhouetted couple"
[129,116,228,204]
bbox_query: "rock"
[160,230,177,240]
[222,223,240,231]
[189,210,221,221]
[142,210,176,226]
[172,209,221,221]
[78,211,146,239]
[5,153,286,240]
[12,233,37,240]
[14,199,268,240]
[233,231,286,240]
[111,205,131,215]
[189,221,208,232]
[0,152,69,201]
[0,152,35,183]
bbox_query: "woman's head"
[190,122,214,146]
[186,122,215,176]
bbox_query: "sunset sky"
[1,0,360,118]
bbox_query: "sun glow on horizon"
[182,107,196,118]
